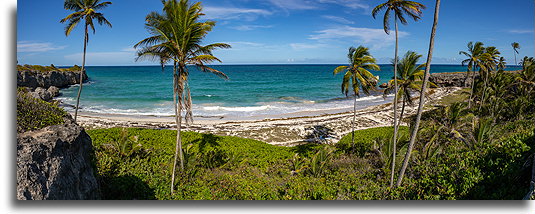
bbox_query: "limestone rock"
[17,69,88,89]
[429,72,475,87]
[17,120,100,200]
[47,86,60,97]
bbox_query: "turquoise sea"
[57,64,521,119]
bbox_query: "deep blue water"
[57,64,521,118]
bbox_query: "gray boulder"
[30,87,52,101]
[47,86,60,97]
[17,119,100,200]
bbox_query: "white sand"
[74,87,461,146]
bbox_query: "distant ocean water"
[57,64,521,119]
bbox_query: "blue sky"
[16,0,535,66]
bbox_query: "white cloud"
[508,29,533,34]
[290,43,328,50]
[309,26,409,49]
[203,7,272,21]
[321,15,355,24]
[17,41,67,52]
[318,0,369,10]
[268,0,318,10]
[230,25,274,31]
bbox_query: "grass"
[337,126,409,156]
[437,88,471,106]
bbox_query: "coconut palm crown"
[333,46,380,97]
[372,0,426,34]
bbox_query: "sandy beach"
[74,87,460,146]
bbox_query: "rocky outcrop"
[17,69,88,89]
[430,72,475,87]
[27,86,61,102]
[17,119,100,200]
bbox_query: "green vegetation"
[88,127,397,199]
[17,64,82,73]
[17,89,67,133]
[133,0,231,194]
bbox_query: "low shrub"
[16,89,67,132]
[336,126,409,156]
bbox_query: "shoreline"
[73,87,461,146]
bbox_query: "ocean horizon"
[57,64,522,119]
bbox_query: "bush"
[17,89,67,132]
[336,126,409,156]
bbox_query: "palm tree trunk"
[390,16,400,188]
[351,94,357,150]
[74,24,89,123]
[396,0,440,187]
[514,51,517,66]
[170,61,185,195]
[479,70,489,111]
[170,62,178,194]
[469,64,477,108]
[397,95,406,128]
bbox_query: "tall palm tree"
[459,41,485,108]
[384,51,435,128]
[134,0,230,195]
[60,0,112,122]
[372,0,425,188]
[512,42,520,65]
[396,0,441,187]
[334,46,379,150]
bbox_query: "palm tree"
[459,41,485,108]
[372,0,425,188]
[498,57,507,71]
[384,51,436,129]
[134,0,230,195]
[478,46,502,109]
[396,0,440,187]
[334,46,379,150]
[60,0,112,122]
[512,42,520,65]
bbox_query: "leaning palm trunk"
[73,24,89,123]
[397,96,406,128]
[396,0,440,187]
[390,16,400,188]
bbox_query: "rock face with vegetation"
[429,72,474,87]
[17,64,88,89]
[17,90,100,200]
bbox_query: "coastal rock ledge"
[17,119,100,200]
[17,67,88,89]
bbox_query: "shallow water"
[57,64,520,118]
